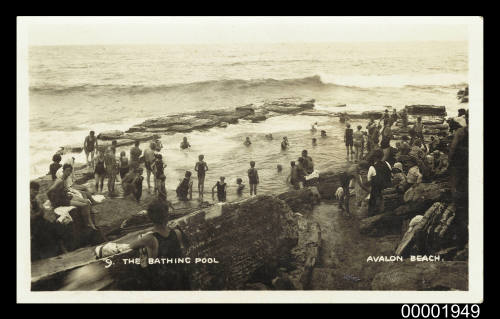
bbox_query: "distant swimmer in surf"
[312,138,317,146]
[277,164,283,173]
[311,122,318,132]
[244,137,252,146]
[321,130,327,138]
[281,137,289,150]
[265,134,273,140]
[180,137,191,150]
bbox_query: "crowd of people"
[31,106,469,265]
[337,108,468,222]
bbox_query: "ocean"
[28,41,468,198]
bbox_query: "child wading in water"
[194,155,208,201]
[236,178,245,196]
[248,161,259,196]
[212,176,227,202]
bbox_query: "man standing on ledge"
[84,131,98,170]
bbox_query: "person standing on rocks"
[194,155,208,201]
[129,141,142,170]
[248,161,259,196]
[401,108,408,127]
[84,131,98,170]
[413,116,425,142]
[367,149,392,216]
[144,142,157,194]
[390,109,399,126]
[344,123,354,161]
[104,147,118,196]
[380,119,393,162]
[94,150,106,193]
[353,125,364,162]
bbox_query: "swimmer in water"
[265,134,273,140]
[277,164,283,173]
[281,136,289,150]
[321,130,327,137]
[244,137,252,146]
[311,122,318,132]
[312,138,317,146]
[212,176,227,202]
[180,136,191,150]
[236,178,245,196]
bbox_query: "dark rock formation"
[359,182,451,237]
[97,130,124,140]
[395,202,459,258]
[404,105,447,117]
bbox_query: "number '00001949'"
[401,305,480,318]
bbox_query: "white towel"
[335,187,344,200]
[305,170,320,181]
[92,194,106,203]
[95,242,130,259]
[53,206,75,225]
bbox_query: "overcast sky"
[21,17,473,46]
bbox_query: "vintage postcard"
[17,16,483,303]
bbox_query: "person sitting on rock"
[100,200,190,290]
[243,136,252,146]
[49,153,62,181]
[281,137,289,150]
[409,139,426,161]
[406,158,423,186]
[236,178,245,196]
[180,137,191,150]
[391,162,408,193]
[176,171,193,201]
[212,176,227,202]
[122,167,144,202]
[48,164,97,230]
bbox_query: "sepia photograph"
[17,16,483,303]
